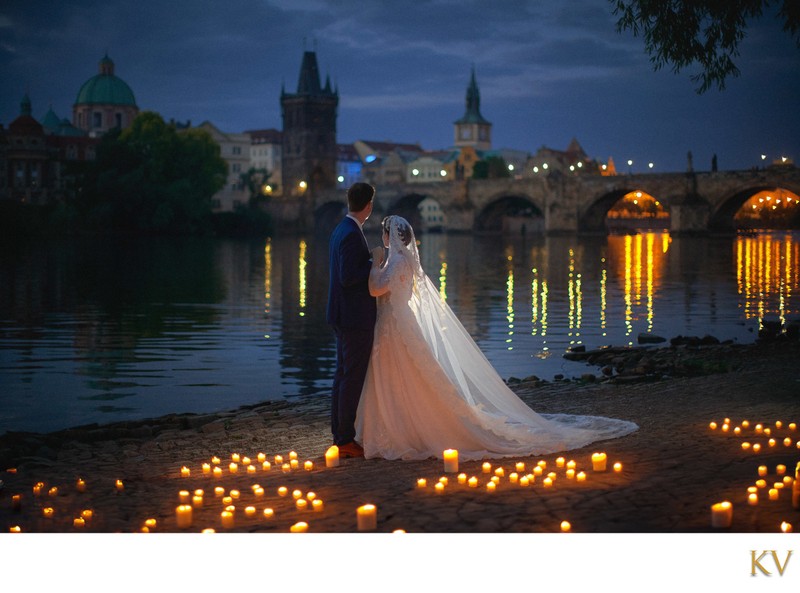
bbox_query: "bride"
[355,215,638,461]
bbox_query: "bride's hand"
[371,246,385,266]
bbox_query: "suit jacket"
[326,216,377,330]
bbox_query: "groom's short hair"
[347,182,375,212]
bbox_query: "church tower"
[453,66,491,151]
[280,50,338,197]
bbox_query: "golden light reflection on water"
[298,239,307,316]
[567,248,583,346]
[264,239,272,316]
[506,248,515,350]
[439,262,448,302]
[737,233,799,326]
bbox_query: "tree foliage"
[77,111,227,234]
[611,0,800,92]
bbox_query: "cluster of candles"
[708,417,799,531]
[7,476,124,532]
[413,449,622,531]
[172,450,328,533]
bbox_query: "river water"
[1,230,798,435]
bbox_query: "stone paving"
[1,341,799,535]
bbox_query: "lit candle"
[312,499,324,512]
[307,492,317,501]
[721,424,729,432]
[438,476,449,486]
[42,507,54,518]
[253,487,265,498]
[515,462,525,472]
[262,461,271,471]
[769,489,779,501]
[756,479,767,489]
[758,465,768,477]
[710,501,733,528]
[278,487,288,497]
[290,460,299,470]
[734,427,741,435]
[613,462,623,473]
[468,477,478,488]
[192,495,203,508]
[755,424,763,434]
[180,466,190,478]
[275,455,283,464]
[213,467,223,478]
[509,472,519,484]
[494,467,505,478]
[115,480,124,492]
[591,453,607,472]
[230,489,240,499]
[556,457,565,468]
[777,464,787,475]
[457,473,467,484]
[179,490,191,503]
[32,482,44,496]
[144,518,157,529]
[257,453,266,463]
[282,463,291,473]
[73,517,85,529]
[304,461,314,471]
[241,456,251,465]
[220,510,235,529]
[781,522,793,533]
[325,446,340,468]
[486,481,496,492]
[231,453,240,463]
[81,509,93,521]
[289,451,298,460]
[292,489,303,500]
[417,478,427,488]
[76,478,86,493]
[784,476,794,487]
[774,482,784,490]
[547,472,557,480]
[741,442,751,450]
[202,463,211,475]
[247,465,256,474]
[533,466,543,477]
[753,444,762,453]
[229,463,238,474]
[263,508,275,519]
[296,499,308,511]
[245,505,257,517]
[560,521,571,532]
[519,476,530,487]
[709,421,718,430]
[434,482,445,494]
[537,460,547,468]
[784,438,792,447]
[768,439,776,447]
[742,420,750,429]
[211,456,220,465]
[748,493,758,506]
[357,504,377,531]
[443,449,459,473]
[566,460,577,470]
[48,487,58,497]
[566,469,575,479]
[290,522,308,533]
[765,428,772,436]
[482,462,492,474]
[214,487,224,497]
[790,423,797,431]
[576,472,587,482]
[202,528,215,534]
[176,504,193,529]
[490,476,500,484]
[9,526,21,533]
[543,477,553,488]
[11,494,21,511]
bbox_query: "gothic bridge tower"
[280,51,338,198]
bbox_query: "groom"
[326,182,377,458]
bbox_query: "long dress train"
[355,216,638,460]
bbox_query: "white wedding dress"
[355,216,638,461]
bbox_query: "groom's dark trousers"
[327,216,376,446]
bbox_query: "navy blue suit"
[327,216,376,445]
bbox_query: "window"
[115,113,123,128]
[93,112,102,128]
[233,146,241,155]
[232,163,241,173]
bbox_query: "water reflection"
[1,231,798,434]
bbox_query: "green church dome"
[75,54,137,106]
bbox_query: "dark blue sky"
[2,0,799,173]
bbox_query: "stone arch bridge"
[268,167,800,234]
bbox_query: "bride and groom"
[327,182,637,461]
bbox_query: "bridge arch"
[314,200,347,234]
[709,183,800,231]
[475,194,544,234]
[579,187,671,233]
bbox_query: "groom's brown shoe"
[338,441,364,458]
